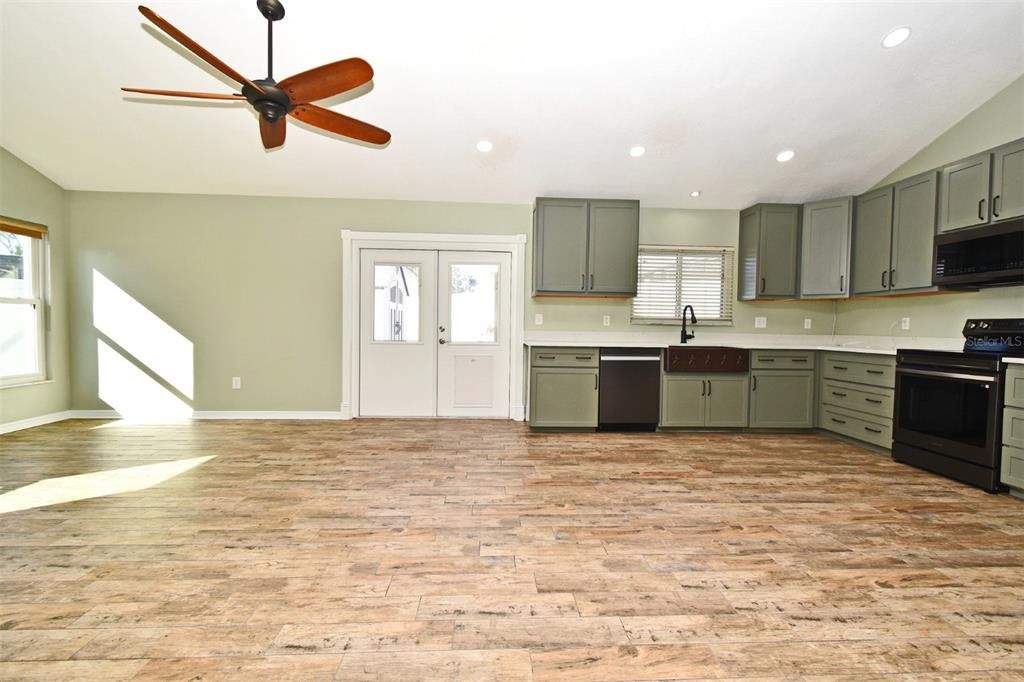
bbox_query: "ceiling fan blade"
[290,104,391,145]
[278,58,374,105]
[138,5,264,94]
[122,87,243,100]
[259,117,286,149]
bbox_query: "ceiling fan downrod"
[256,0,285,80]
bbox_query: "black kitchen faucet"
[680,305,697,343]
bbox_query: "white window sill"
[0,379,54,390]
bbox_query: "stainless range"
[893,319,1024,493]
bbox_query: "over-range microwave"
[933,218,1024,288]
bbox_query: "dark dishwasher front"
[599,347,662,430]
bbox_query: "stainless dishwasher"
[599,347,662,430]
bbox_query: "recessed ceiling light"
[882,26,911,48]
[776,149,795,163]
[476,139,493,153]
[629,145,646,158]
[690,190,701,198]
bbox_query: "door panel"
[588,200,639,294]
[891,172,938,291]
[853,186,894,295]
[758,205,800,297]
[737,208,760,300]
[534,199,589,293]
[530,368,599,427]
[938,152,991,232]
[661,375,705,427]
[749,371,814,428]
[705,375,749,427]
[359,250,437,417]
[992,139,1024,222]
[437,251,511,417]
[800,198,851,297]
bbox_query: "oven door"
[893,366,1001,467]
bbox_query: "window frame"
[630,245,735,327]
[0,228,48,387]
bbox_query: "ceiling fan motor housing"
[244,80,292,122]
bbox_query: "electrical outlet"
[534,313,543,325]
[231,377,241,390]
[755,316,767,329]
[602,315,611,327]
[804,318,812,330]
[900,317,911,331]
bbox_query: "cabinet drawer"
[1006,366,1024,410]
[751,350,815,369]
[822,353,895,388]
[1001,444,1024,491]
[531,347,599,368]
[821,380,894,419]
[822,405,892,450]
[1004,406,1024,450]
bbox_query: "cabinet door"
[529,367,598,428]
[992,138,1024,222]
[749,371,814,428]
[587,200,639,295]
[891,171,938,291]
[737,207,761,300]
[758,205,800,297]
[800,198,852,297]
[938,152,991,232]
[534,199,589,293]
[661,375,706,427]
[704,375,749,427]
[852,186,894,295]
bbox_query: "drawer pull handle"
[864,398,883,404]
[834,366,848,371]
[864,426,883,434]
[866,369,884,375]
[832,391,847,397]
[575,356,592,360]
[791,358,808,363]
[761,358,776,363]
[538,355,556,360]
[831,418,847,425]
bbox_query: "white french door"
[359,249,511,418]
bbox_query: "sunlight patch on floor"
[0,456,215,514]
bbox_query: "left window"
[0,218,47,385]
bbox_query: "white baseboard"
[67,410,120,419]
[0,410,74,435]
[191,411,345,420]
[511,404,525,421]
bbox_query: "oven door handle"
[897,367,996,383]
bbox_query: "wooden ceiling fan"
[123,0,390,150]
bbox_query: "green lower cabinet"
[661,376,705,427]
[1002,445,1024,491]
[660,374,749,428]
[749,370,814,429]
[529,367,598,428]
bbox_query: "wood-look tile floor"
[1,419,1023,681]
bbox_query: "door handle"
[701,380,706,397]
[707,381,712,396]
[439,325,446,333]
[594,374,598,390]
[581,274,586,290]
[760,277,766,294]
[840,274,844,291]
[993,194,1001,217]
[590,273,594,289]
[890,269,895,287]
[978,198,985,221]
[882,270,888,288]
[752,375,757,390]
[439,338,447,344]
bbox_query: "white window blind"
[631,246,734,325]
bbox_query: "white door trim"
[341,230,527,421]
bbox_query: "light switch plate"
[804,318,812,329]
[231,377,241,390]
[755,316,767,329]
[534,313,543,325]
[900,317,911,331]
[602,315,611,327]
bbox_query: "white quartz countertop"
[1005,357,1024,366]
[522,332,965,356]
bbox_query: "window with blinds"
[631,246,735,325]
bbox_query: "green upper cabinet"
[852,186,894,295]
[938,151,991,233]
[992,138,1024,222]
[533,197,639,296]
[800,197,852,298]
[588,201,640,295]
[737,203,801,300]
[852,171,937,295]
[890,171,938,291]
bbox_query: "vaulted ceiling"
[1,1,1022,207]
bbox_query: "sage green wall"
[0,147,71,425]
[838,74,1024,337]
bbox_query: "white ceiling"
[1,1,1022,208]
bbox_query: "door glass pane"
[450,264,498,343]
[897,374,991,449]
[0,232,34,299]
[373,264,420,342]
[0,302,41,378]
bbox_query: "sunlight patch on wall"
[98,338,193,421]
[0,456,214,514]
[93,269,194,399]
